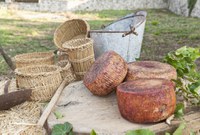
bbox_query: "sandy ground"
[1,9,101,21]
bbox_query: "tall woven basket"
[15,65,62,102]
[15,52,54,68]
[57,60,76,83]
[63,38,95,80]
[54,19,90,51]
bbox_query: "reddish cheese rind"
[125,61,177,81]
[117,78,176,123]
[84,51,127,96]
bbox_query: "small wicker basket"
[57,60,76,83]
[15,65,62,102]
[15,52,54,68]
[62,38,95,80]
[57,50,68,61]
[54,19,90,50]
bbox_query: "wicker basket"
[54,19,90,50]
[57,60,76,83]
[57,50,68,61]
[15,52,54,68]
[15,65,62,102]
[62,38,95,80]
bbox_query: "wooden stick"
[0,45,16,70]
[37,79,68,126]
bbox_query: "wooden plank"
[151,111,200,134]
[37,79,68,126]
[47,81,200,135]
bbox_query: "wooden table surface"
[47,81,200,135]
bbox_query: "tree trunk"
[0,45,16,70]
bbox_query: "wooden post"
[0,45,16,70]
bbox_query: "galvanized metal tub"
[89,11,147,62]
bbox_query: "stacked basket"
[14,19,94,101]
[14,52,62,102]
[62,38,94,80]
[54,19,95,80]
[15,65,62,101]
[54,19,90,50]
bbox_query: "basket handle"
[122,11,147,37]
[122,26,138,37]
[88,11,147,38]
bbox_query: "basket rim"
[15,65,61,77]
[62,38,93,51]
[15,51,54,62]
[54,19,90,50]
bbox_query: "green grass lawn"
[0,9,200,75]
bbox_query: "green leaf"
[188,81,200,94]
[52,122,73,135]
[69,131,74,135]
[90,129,97,135]
[174,103,185,118]
[165,133,171,135]
[54,111,64,119]
[125,129,155,135]
[173,123,186,135]
[164,46,200,105]
[190,131,195,135]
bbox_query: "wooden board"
[47,81,200,135]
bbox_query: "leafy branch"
[164,46,200,106]
[188,0,197,16]
[125,123,187,135]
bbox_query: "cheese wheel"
[117,78,176,123]
[125,61,177,81]
[84,51,127,96]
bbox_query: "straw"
[0,102,45,135]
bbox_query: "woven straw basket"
[15,65,62,102]
[54,19,90,50]
[57,50,68,61]
[15,52,54,68]
[62,38,95,80]
[57,60,76,83]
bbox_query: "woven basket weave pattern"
[57,51,68,61]
[57,60,76,83]
[63,38,95,80]
[15,52,54,68]
[15,65,62,102]
[54,19,90,50]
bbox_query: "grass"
[141,9,200,61]
[0,9,200,75]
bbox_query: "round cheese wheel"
[125,61,177,81]
[117,78,176,123]
[84,51,127,96]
